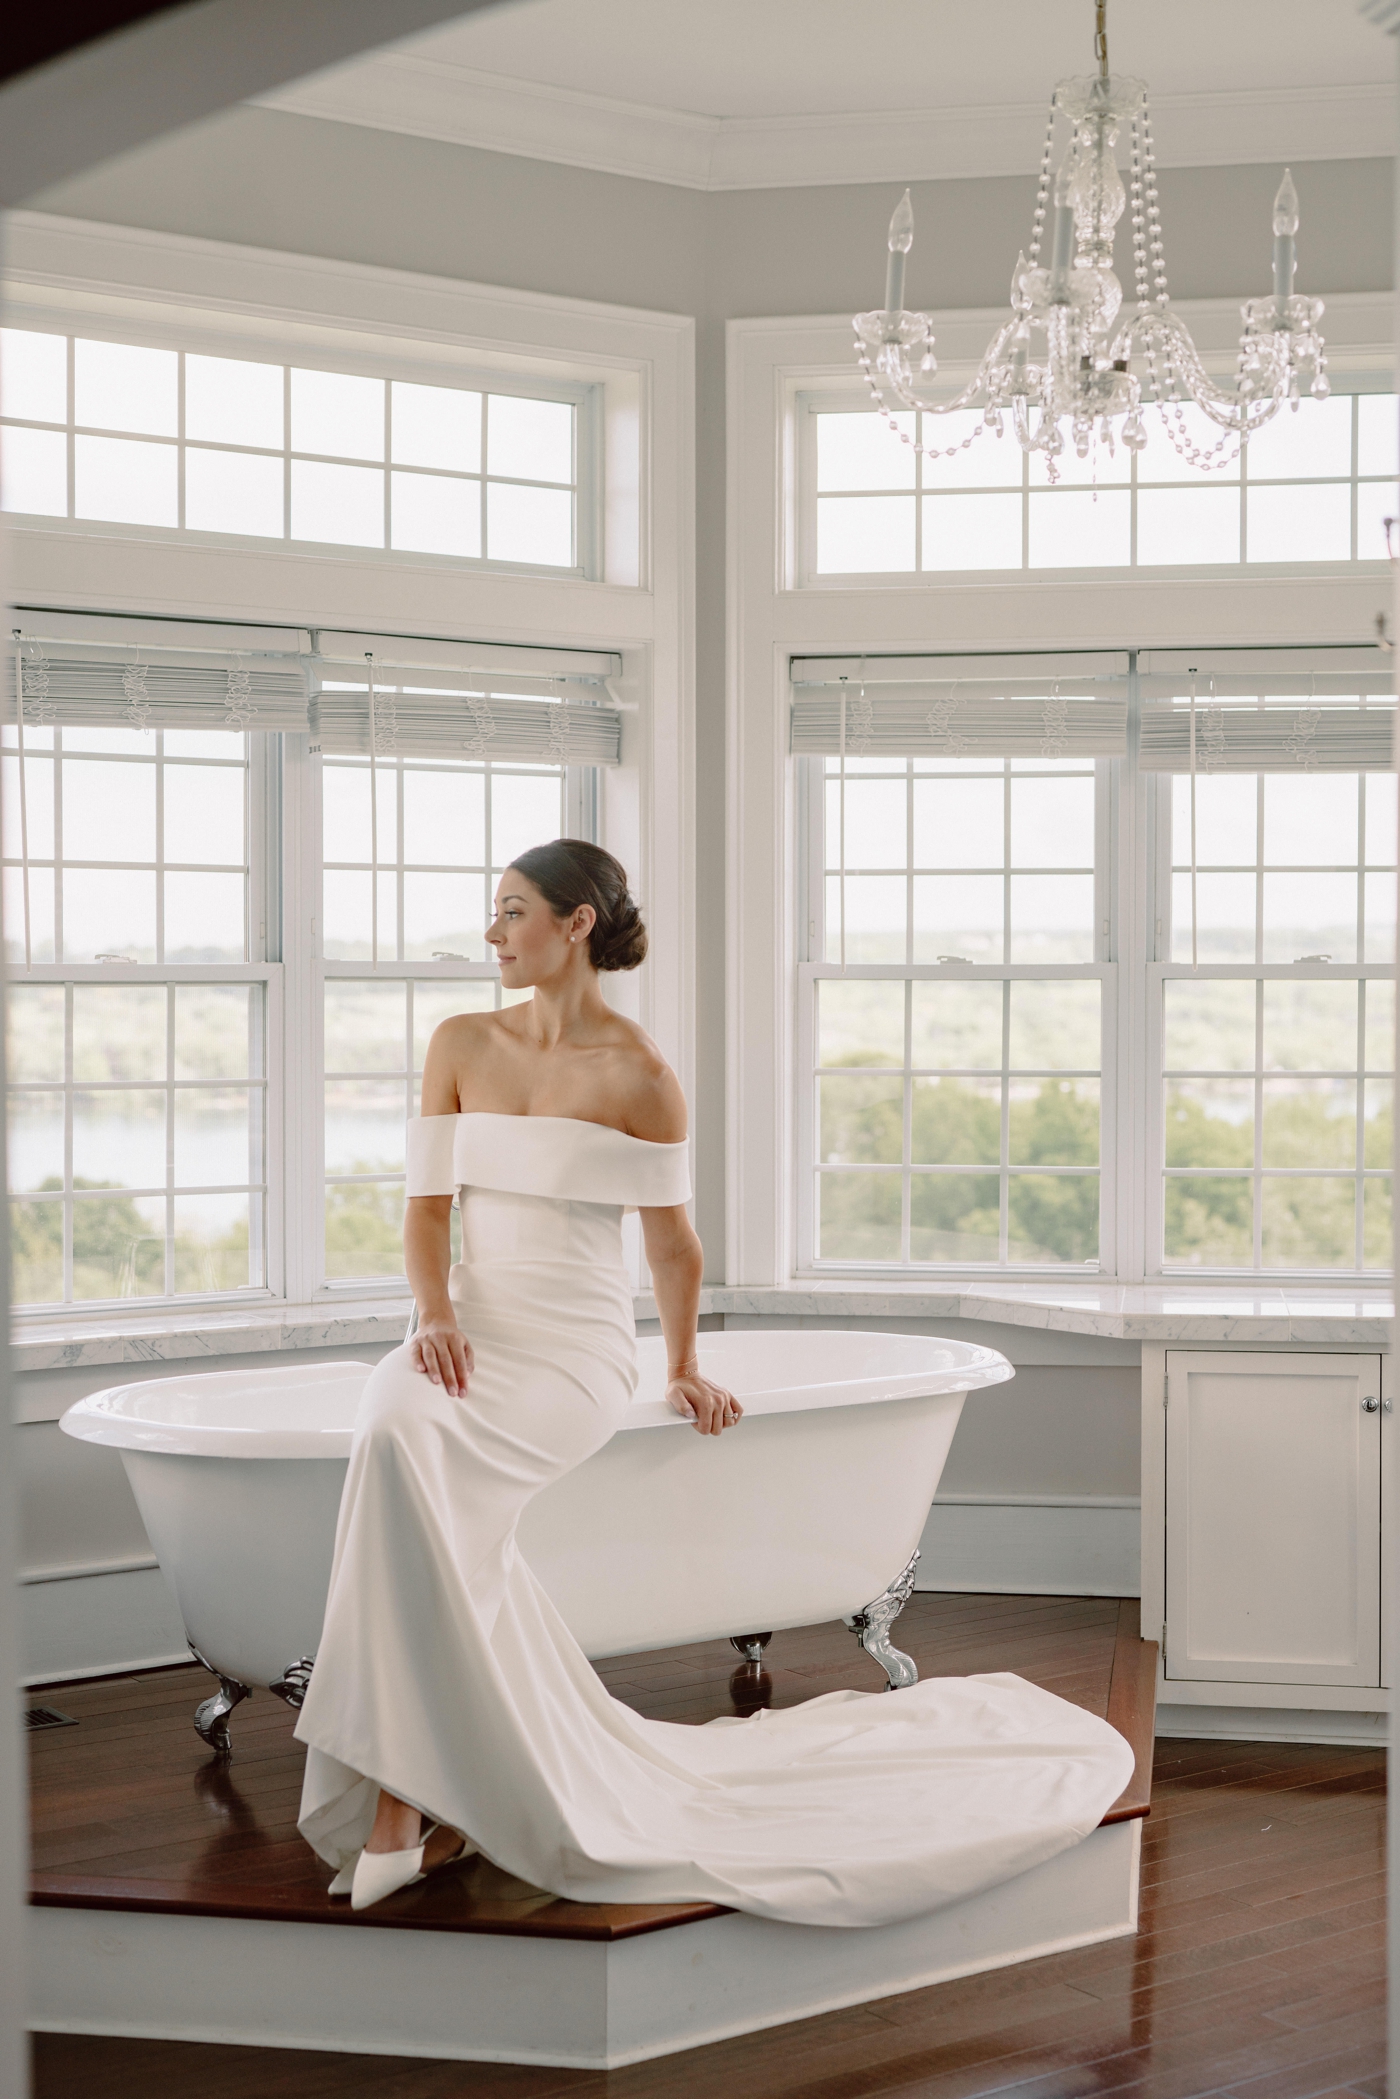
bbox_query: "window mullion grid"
[406,973,417,1131]
[396,757,405,964]
[1002,761,1012,965]
[176,352,186,531]
[65,334,76,518]
[62,982,74,1303]
[1253,976,1265,1270]
[282,365,292,540]
[903,761,914,1257]
[164,981,176,1297]
[384,382,393,553]
[1351,394,1359,560]
[901,975,913,1264]
[1356,970,1368,1270]
[484,762,495,997]
[480,394,490,562]
[1020,450,1029,569]
[53,728,64,962]
[155,731,166,964]
[999,977,1011,1264]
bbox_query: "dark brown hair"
[507,839,648,972]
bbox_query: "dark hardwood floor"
[30,1594,1383,2099]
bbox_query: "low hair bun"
[592,892,648,972]
[508,838,649,973]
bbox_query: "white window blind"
[10,617,625,762]
[790,652,1129,759]
[309,630,623,767]
[1138,647,1395,774]
[12,616,309,732]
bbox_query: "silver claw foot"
[729,1632,772,1665]
[269,1657,316,1709]
[188,1643,251,1759]
[844,1550,921,1690]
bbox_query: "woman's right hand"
[408,1316,474,1398]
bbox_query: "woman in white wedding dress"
[296,839,1133,1921]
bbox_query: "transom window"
[804,391,1397,578]
[0,328,584,572]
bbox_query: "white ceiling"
[258,0,1397,190]
[395,0,1392,117]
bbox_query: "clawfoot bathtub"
[61,1330,1012,1755]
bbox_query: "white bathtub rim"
[59,1331,1013,1460]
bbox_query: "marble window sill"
[11,1279,1392,1379]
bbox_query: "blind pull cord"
[367,653,379,970]
[10,635,32,972]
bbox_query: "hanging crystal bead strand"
[1135,99,1238,474]
[1026,100,1057,271]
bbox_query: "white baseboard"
[20,1566,189,1687]
[31,1820,1140,2069]
[1156,1703,1389,1748]
[915,1497,1141,1599]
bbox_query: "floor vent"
[26,1706,76,1732]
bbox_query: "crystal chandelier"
[854,0,1329,481]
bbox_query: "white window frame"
[311,755,597,1302]
[5,216,695,1325]
[795,752,1117,1276]
[727,300,1394,1293]
[1144,756,1394,1281]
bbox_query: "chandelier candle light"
[855,0,1328,480]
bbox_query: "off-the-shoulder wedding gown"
[296,1112,1132,1928]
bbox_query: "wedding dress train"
[296,1112,1133,1929]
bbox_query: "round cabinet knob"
[1362,1396,1380,1412]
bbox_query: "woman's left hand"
[666,1368,743,1437]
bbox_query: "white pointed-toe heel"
[327,1853,361,1898]
[350,1836,428,1910]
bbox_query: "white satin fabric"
[296,1114,1133,1929]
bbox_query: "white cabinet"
[1164,1352,1382,1691]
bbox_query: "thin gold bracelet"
[667,1358,700,1380]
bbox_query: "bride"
[296,839,1132,1922]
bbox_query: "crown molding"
[254,53,1395,192]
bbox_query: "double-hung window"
[3,626,302,1306]
[1143,653,1396,1274]
[313,651,615,1288]
[5,622,622,1313]
[795,655,1125,1270]
[793,646,1396,1282]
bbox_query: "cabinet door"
[1165,1352,1381,1688]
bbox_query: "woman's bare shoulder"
[610,1026,686,1144]
[420,1008,501,1114]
